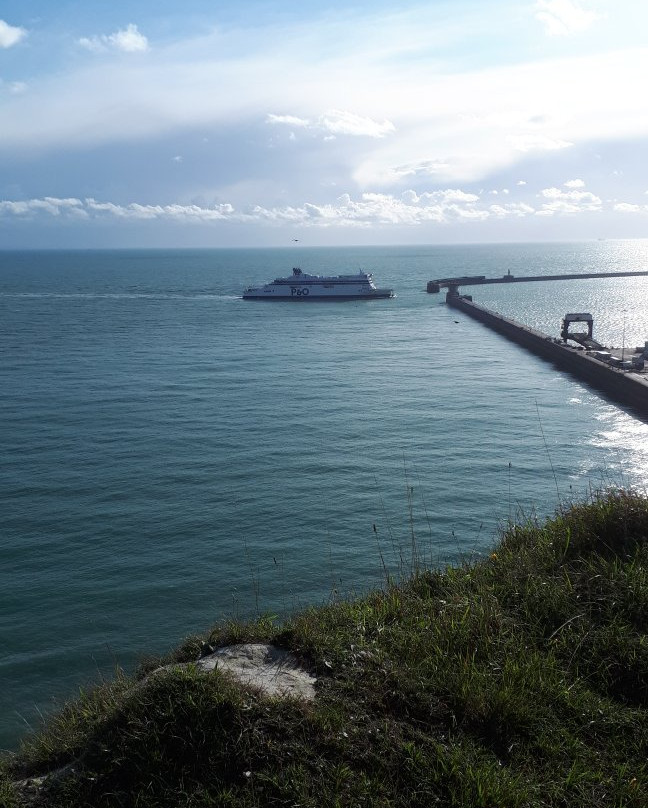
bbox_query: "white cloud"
[428,189,481,204]
[320,110,395,138]
[2,7,648,199]
[490,203,536,218]
[109,24,149,53]
[0,190,524,228]
[538,186,602,213]
[0,79,27,95]
[252,193,455,226]
[79,23,149,54]
[267,109,395,139]
[266,114,310,128]
[613,202,644,213]
[0,19,26,48]
[83,199,234,220]
[0,16,638,181]
[564,178,585,187]
[541,186,594,200]
[389,160,453,180]
[535,1,602,37]
[508,133,573,153]
[0,197,85,216]
[9,185,648,230]
[77,37,102,54]
[404,189,480,204]
[353,44,648,187]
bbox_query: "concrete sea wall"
[447,294,648,420]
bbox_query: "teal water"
[2,242,648,751]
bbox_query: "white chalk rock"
[197,643,316,701]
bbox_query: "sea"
[2,241,648,752]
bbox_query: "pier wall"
[427,269,648,293]
[447,294,648,419]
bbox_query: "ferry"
[242,267,394,301]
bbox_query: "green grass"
[2,489,648,807]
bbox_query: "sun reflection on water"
[589,407,648,486]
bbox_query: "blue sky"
[1,0,648,247]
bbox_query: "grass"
[2,489,647,807]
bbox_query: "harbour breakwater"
[445,293,648,420]
[426,268,648,294]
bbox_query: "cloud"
[534,1,602,37]
[320,110,395,138]
[0,19,26,48]
[389,159,453,180]
[83,199,234,220]
[508,133,573,153]
[421,189,481,204]
[0,79,27,95]
[490,203,536,218]
[267,109,395,139]
[0,197,86,216]
[79,23,149,54]
[108,24,149,53]
[538,186,602,214]
[564,178,585,187]
[0,190,537,228]
[613,202,644,213]
[2,7,648,197]
[9,185,648,230]
[247,192,488,226]
[266,114,310,128]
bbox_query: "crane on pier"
[560,313,603,350]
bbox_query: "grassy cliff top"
[2,490,648,807]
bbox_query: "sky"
[1,0,648,248]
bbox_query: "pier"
[427,269,648,295]
[443,292,648,419]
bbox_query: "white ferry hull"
[242,268,393,301]
[242,285,393,300]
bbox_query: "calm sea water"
[2,242,648,751]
